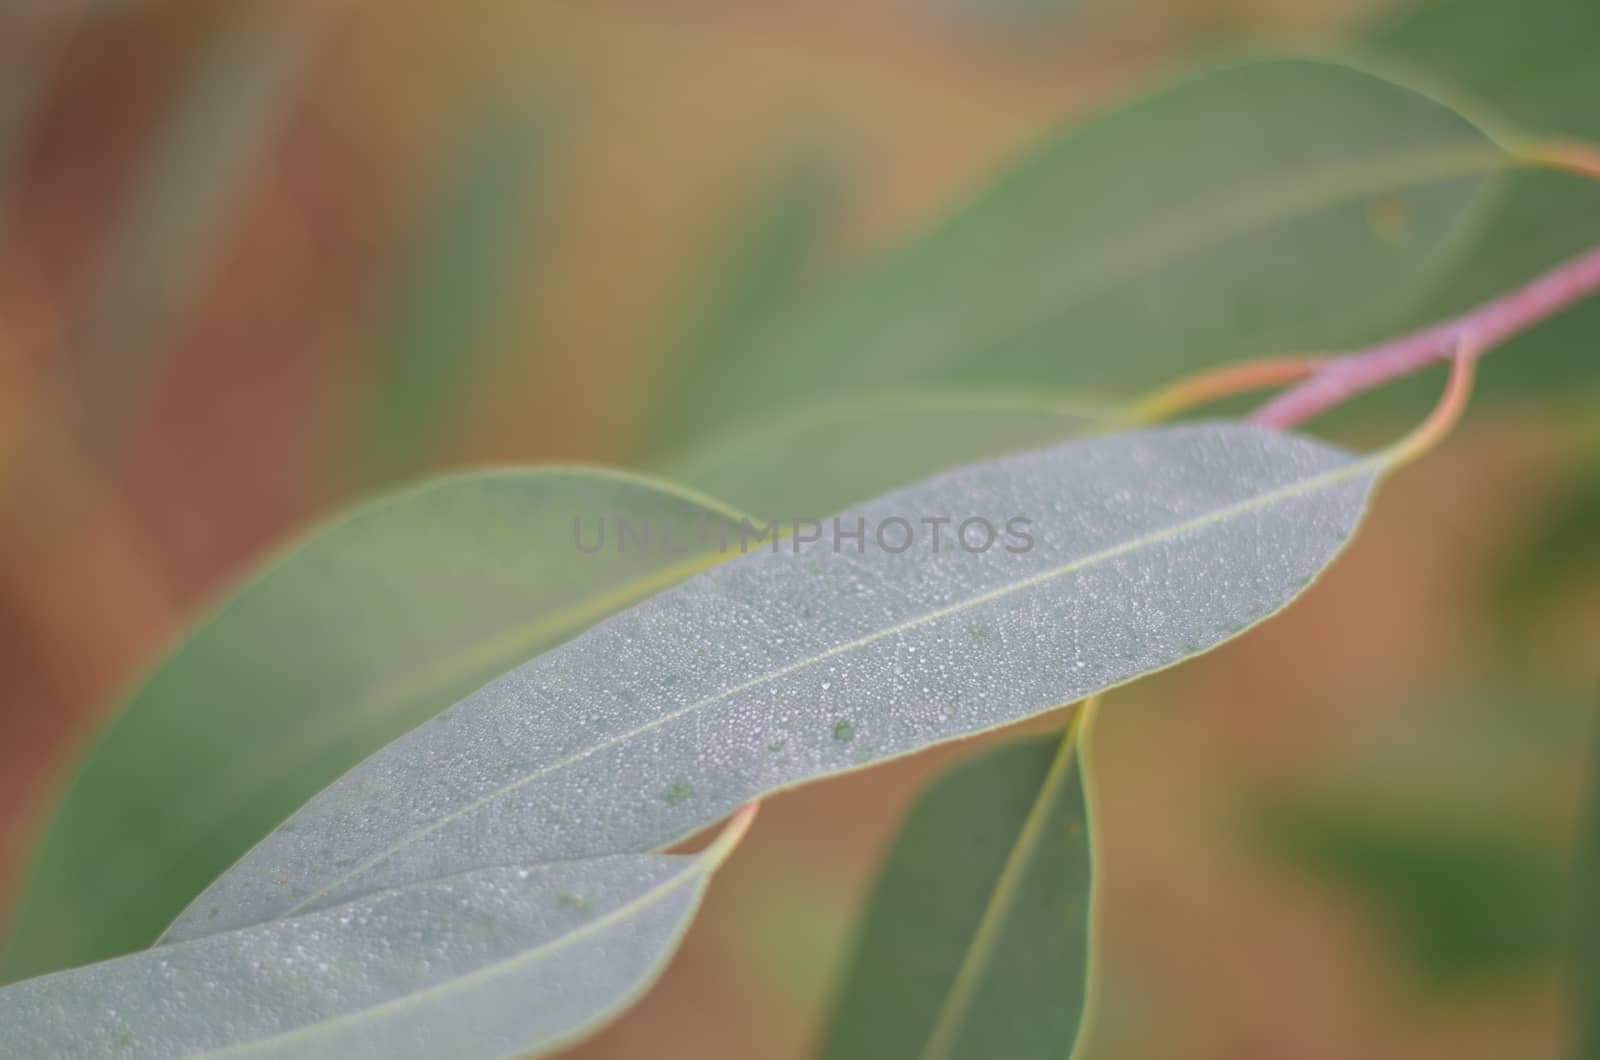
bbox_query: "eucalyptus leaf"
[651,149,845,448]
[4,422,1384,1059]
[819,729,1093,1060]
[169,422,1379,941]
[1332,0,1600,414]
[1366,0,1600,140]
[651,58,1506,449]
[0,816,747,1060]
[1,469,743,982]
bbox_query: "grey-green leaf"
[170,422,1378,941]
[1,422,1381,1059]
[819,730,1093,1060]
[0,841,736,1060]
[1,468,742,982]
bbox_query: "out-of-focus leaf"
[1252,694,1586,990]
[653,58,1507,449]
[1,468,744,982]
[0,813,749,1060]
[65,6,318,456]
[1496,425,1600,640]
[650,149,844,447]
[818,729,1092,1060]
[357,100,547,481]
[663,390,1122,521]
[1255,796,1567,986]
[1342,0,1600,413]
[1333,166,1600,419]
[1364,0,1600,140]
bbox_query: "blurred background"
[1,1,1597,1057]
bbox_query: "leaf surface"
[169,423,1379,940]
[2,469,741,981]
[3,422,1381,1059]
[818,731,1093,1060]
[0,823,744,1060]
[655,58,1506,447]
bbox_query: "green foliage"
[655,58,1506,448]
[1366,0,1600,140]
[1255,797,1567,986]
[0,829,743,1060]
[1,469,741,982]
[0,422,1377,1056]
[819,729,1093,1060]
[357,101,549,481]
[651,150,846,450]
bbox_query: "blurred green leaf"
[1496,424,1600,638]
[818,729,1093,1060]
[654,58,1508,449]
[651,149,844,448]
[1365,0,1600,140]
[663,390,1121,521]
[357,100,548,481]
[1,468,743,982]
[1326,0,1600,416]
[65,7,318,457]
[1254,794,1569,987]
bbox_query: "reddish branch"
[1250,244,1600,429]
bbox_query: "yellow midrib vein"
[196,849,716,1059]
[918,714,1084,1060]
[277,447,1385,921]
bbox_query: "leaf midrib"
[275,446,1384,924]
[761,141,1508,374]
[916,722,1083,1060]
[42,470,752,946]
[191,852,714,1060]
[137,549,739,940]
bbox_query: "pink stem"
[1250,244,1600,429]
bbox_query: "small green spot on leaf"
[661,780,694,806]
[556,892,593,913]
[832,720,855,743]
